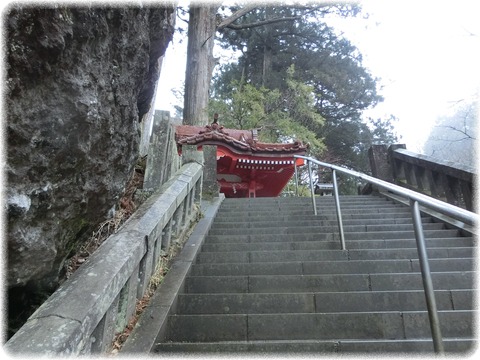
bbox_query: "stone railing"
[5,162,203,356]
[368,144,475,211]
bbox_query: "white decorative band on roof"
[236,165,275,171]
[237,159,294,165]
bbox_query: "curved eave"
[177,136,307,157]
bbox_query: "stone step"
[219,202,398,214]
[201,237,473,252]
[207,222,444,236]
[205,229,461,243]
[210,217,434,229]
[220,197,398,204]
[213,211,428,222]
[184,271,475,294]
[155,338,475,353]
[191,258,475,276]
[219,202,397,212]
[176,289,473,314]
[164,310,475,343]
[195,247,473,264]
[215,206,412,218]
[152,195,474,355]
[220,195,386,204]
[222,194,385,200]
[218,201,407,210]
[344,229,460,240]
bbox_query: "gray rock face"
[5,5,175,291]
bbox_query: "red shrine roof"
[174,121,308,197]
[175,122,308,156]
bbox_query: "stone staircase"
[154,195,476,354]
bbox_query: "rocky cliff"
[5,4,175,321]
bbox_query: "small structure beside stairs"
[175,120,308,198]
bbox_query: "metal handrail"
[294,155,478,354]
[294,155,477,225]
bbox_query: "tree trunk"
[261,6,274,88]
[183,5,217,126]
[183,5,219,197]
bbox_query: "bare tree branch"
[435,125,476,140]
[216,5,303,32]
[430,136,473,143]
[176,6,189,25]
[216,5,257,31]
[224,16,302,30]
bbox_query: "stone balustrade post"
[367,144,406,193]
[144,110,180,191]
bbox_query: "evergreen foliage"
[209,65,325,154]
[211,4,398,174]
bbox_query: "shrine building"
[175,120,308,198]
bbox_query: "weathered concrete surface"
[5,5,175,297]
[121,195,225,353]
[143,110,181,190]
[390,147,475,211]
[368,144,395,182]
[202,145,220,198]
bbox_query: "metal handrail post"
[410,199,445,354]
[307,160,317,215]
[294,161,299,197]
[292,154,479,350]
[332,169,346,250]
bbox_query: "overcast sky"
[325,0,480,151]
[155,0,480,152]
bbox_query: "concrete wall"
[367,144,475,211]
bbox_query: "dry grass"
[64,208,130,278]
[64,160,145,279]
[63,156,202,354]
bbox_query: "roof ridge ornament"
[252,129,258,143]
[199,113,229,136]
